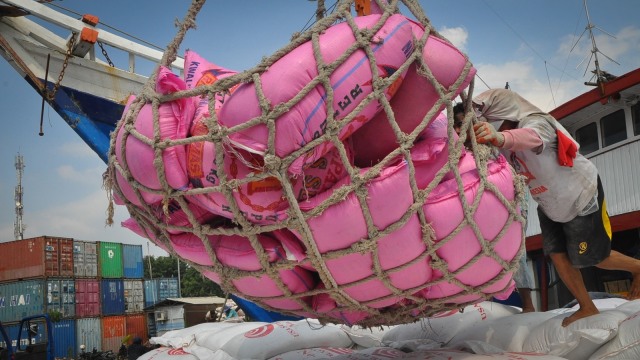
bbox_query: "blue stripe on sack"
[299,19,410,144]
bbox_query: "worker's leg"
[549,252,598,327]
[596,250,640,299]
[517,288,535,313]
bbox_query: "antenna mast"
[14,153,26,240]
[574,0,619,92]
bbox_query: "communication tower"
[14,153,26,240]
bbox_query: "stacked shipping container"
[0,236,150,355]
[144,278,180,307]
[0,236,74,281]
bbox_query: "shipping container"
[124,280,144,313]
[52,319,77,358]
[46,278,76,319]
[98,242,123,278]
[143,278,179,308]
[122,244,144,278]
[76,317,102,353]
[0,236,74,281]
[101,315,125,353]
[73,240,98,277]
[0,280,43,323]
[101,279,125,315]
[59,239,74,277]
[1,318,76,359]
[0,278,77,323]
[125,313,148,344]
[75,279,100,317]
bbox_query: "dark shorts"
[540,177,612,268]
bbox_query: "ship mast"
[576,0,619,93]
[14,153,26,240]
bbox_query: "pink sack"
[419,153,520,304]
[289,138,519,322]
[114,66,196,206]
[218,14,413,175]
[124,215,313,311]
[290,133,449,313]
[183,50,239,124]
[122,200,217,236]
[351,19,476,167]
[186,115,352,224]
[183,49,237,91]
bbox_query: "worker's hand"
[473,121,504,147]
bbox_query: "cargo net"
[104,0,527,327]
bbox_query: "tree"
[143,255,224,297]
[182,267,224,297]
[143,255,186,278]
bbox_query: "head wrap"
[473,89,578,166]
[472,88,549,123]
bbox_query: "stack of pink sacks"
[111,13,523,326]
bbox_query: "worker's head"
[453,102,465,135]
[133,337,143,345]
[472,88,545,124]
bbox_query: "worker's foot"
[562,307,599,327]
[628,273,640,300]
[521,306,536,313]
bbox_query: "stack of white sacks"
[141,299,640,360]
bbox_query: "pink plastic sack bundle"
[286,136,519,322]
[114,66,196,206]
[419,152,520,304]
[124,215,313,311]
[197,227,314,311]
[183,49,239,122]
[122,199,216,237]
[186,114,352,224]
[351,19,476,167]
[218,13,413,175]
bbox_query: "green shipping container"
[98,242,123,278]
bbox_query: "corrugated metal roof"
[144,296,227,310]
[166,297,227,305]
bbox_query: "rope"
[104,0,526,327]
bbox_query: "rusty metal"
[39,53,51,136]
[98,40,114,67]
[46,32,75,101]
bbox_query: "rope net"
[104,0,527,327]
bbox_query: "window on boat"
[600,109,627,147]
[575,122,599,155]
[633,103,640,136]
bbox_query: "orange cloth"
[556,129,577,167]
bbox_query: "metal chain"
[97,41,115,67]
[46,32,75,101]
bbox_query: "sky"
[0,0,639,257]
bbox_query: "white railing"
[2,0,183,73]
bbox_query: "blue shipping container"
[0,280,44,323]
[101,280,125,315]
[76,318,102,353]
[53,319,77,358]
[0,279,76,323]
[143,279,179,307]
[1,319,76,359]
[122,244,144,278]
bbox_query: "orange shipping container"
[0,236,74,281]
[101,315,126,353]
[125,314,148,344]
